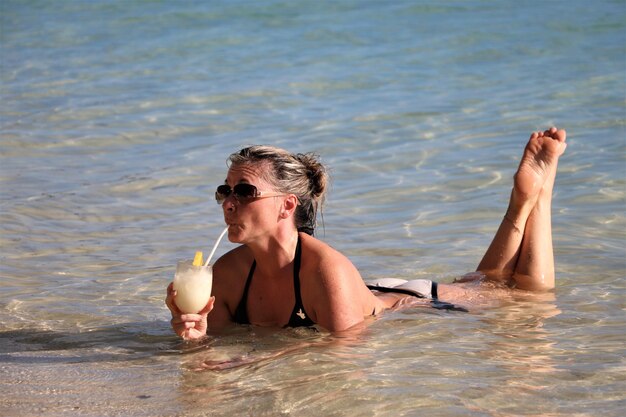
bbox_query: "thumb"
[198,296,215,316]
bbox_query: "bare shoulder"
[299,233,361,284]
[213,245,253,277]
[299,233,377,330]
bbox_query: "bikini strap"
[233,260,256,324]
[285,235,315,327]
[292,236,303,305]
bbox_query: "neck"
[247,228,299,276]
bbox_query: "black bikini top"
[233,236,315,328]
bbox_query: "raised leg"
[477,128,567,290]
[511,128,566,290]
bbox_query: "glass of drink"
[172,260,213,314]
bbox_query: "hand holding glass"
[172,261,213,314]
[171,227,228,314]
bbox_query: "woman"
[166,127,567,338]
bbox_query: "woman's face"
[222,162,284,244]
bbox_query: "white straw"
[204,226,229,267]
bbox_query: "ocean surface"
[1,1,624,416]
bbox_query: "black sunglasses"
[215,184,285,204]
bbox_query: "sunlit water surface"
[1,1,624,416]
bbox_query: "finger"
[170,315,188,326]
[179,313,203,322]
[170,318,187,337]
[165,284,182,315]
[166,298,181,316]
[182,328,206,341]
[198,296,215,315]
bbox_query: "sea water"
[1,1,624,416]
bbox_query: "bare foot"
[537,127,566,199]
[514,127,567,202]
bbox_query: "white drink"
[173,260,213,314]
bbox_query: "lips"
[224,220,239,229]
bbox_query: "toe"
[555,129,567,142]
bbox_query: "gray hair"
[228,145,328,235]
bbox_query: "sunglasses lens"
[215,185,231,203]
[233,184,258,200]
[215,184,259,203]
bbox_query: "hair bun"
[295,153,327,200]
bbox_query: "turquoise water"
[1,1,624,416]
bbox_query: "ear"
[280,194,299,219]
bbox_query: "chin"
[226,225,245,243]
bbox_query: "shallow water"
[1,1,625,416]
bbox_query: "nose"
[222,194,237,212]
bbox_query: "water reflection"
[172,325,377,415]
[458,293,563,414]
